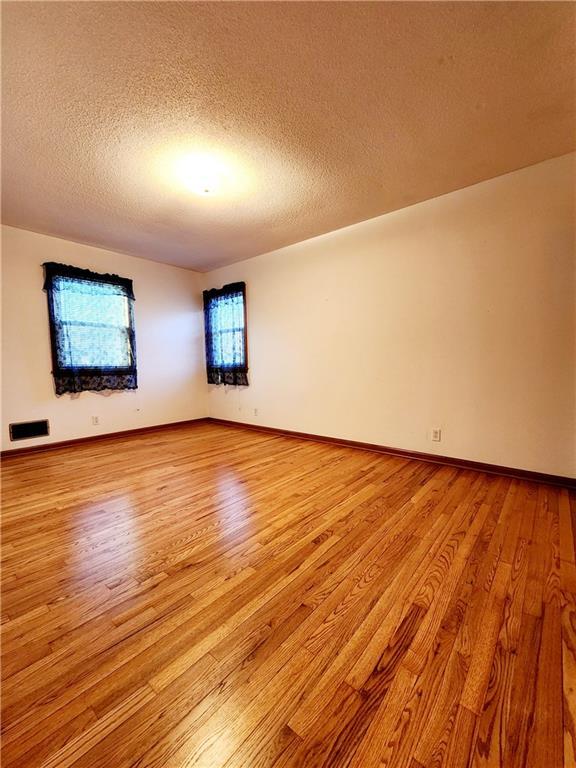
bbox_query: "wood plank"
[526,600,563,768]
[460,560,510,715]
[562,593,576,768]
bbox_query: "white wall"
[1,226,207,451]
[205,154,576,477]
[2,156,574,475]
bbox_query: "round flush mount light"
[153,145,255,201]
[175,152,227,196]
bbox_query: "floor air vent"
[9,420,50,441]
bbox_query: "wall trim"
[0,417,210,458]
[2,414,573,489]
[208,418,576,489]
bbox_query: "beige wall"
[1,226,207,451]
[205,154,576,477]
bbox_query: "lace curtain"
[43,262,137,395]
[203,282,248,386]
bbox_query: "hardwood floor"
[1,421,574,767]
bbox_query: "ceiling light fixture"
[174,152,230,197]
[153,145,255,202]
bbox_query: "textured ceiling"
[2,2,575,271]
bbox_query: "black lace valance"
[43,262,135,299]
[43,262,137,396]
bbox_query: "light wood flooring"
[1,422,575,767]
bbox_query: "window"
[203,281,248,386]
[43,262,137,396]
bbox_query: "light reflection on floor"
[212,470,251,544]
[70,494,139,583]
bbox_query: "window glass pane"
[209,292,245,368]
[213,329,244,367]
[210,293,244,332]
[54,277,129,327]
[59,325,131,368]
[52,277,132,369]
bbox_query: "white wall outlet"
[254,408,258,416]
[431,427,441,442]
[92,416,99,426]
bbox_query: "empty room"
[1,2,575,766]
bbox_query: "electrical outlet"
[92,416,99,426]
[254,408,258,417]
[431,427,441,442]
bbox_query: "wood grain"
[1,421,571,767]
